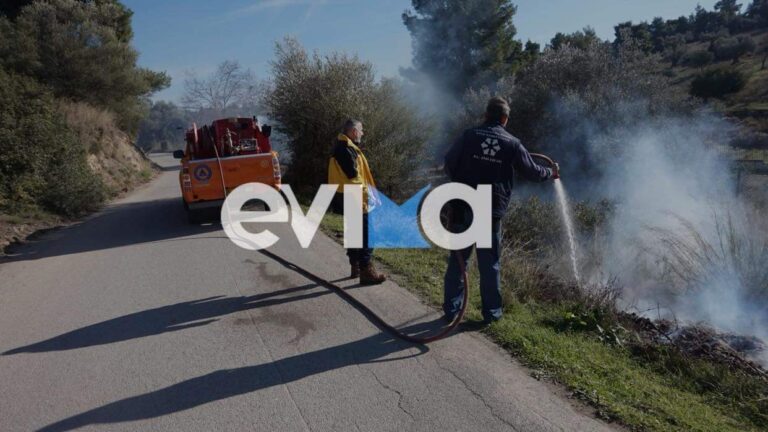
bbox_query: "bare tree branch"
[182,60,261,114]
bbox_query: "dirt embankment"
[58,102,156,194]
[1,103,158,255]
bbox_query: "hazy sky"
[123,0,719,102]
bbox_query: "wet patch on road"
[234,308,316,345]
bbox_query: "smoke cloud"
[542,98,768,361]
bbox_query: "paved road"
[0,154,616,431]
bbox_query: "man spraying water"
[443,97,559,325]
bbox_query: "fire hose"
[207,137,468,343]
[530,153,560,179]
[257,247,470,344]
[207,132,556,344]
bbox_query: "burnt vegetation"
[396,3,768,427]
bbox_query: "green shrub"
[483,40,695,180]
[711,35,756,63]
[266,37,431,198]
[690,66,748,99]
[682,49,715,67]
[0,66,105,217]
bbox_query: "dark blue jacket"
[444,122,552,219]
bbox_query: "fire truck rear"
[173,117,281,223]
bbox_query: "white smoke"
[561,106,768,356]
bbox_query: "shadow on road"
[36,325,430,432]
[1,197,220,263]
[2,283,326,355]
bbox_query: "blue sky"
[124,0,718,102]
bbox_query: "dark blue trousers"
[347,212,372,266]
[443,219,502,322]
[332,194,373,266]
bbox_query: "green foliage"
[715,0,742,20]
[560,310,628,346]
[504,40,692,175]
[41,141,107,216]
[0,66,105,217]
[402,0,525,98]
[747,0,768,24]
[137,101,190,152]
[683,49,715,67]
[711,35,757,63]
[0,0,169,133]
[549,27,601,50]
[0,0,33,19]
[317,210,768,432]
[501,197,612,260]
[612,1,767,55]
[266,37,431,197]
[614,21,655,53]
[502,197,561,255]
[690,66,748,99]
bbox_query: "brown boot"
[360,262,386,285]
[350,263,360,279]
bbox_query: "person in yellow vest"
[328,119,386,285]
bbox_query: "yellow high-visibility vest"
[328,134,377,213]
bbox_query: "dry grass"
[58,101,122,154]
[57,101,155,195]
[648,212,768,303]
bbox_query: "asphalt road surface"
[0,154,617,431]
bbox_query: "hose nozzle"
[530,153,560,180]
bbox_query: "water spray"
[530,153,581,285]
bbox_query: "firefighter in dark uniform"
[328,119,387,285]
[443,97,559,324]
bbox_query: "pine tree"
[402,0,523,98]
[714,0,742,20]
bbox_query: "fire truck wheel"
[187,208,204,224]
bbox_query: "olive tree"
[266,37,431,198]
[500,39,695,179]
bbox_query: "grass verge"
[318,210,768,432]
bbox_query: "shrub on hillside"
[690,66,748,99]
[266,37,431,198]
[480,40,694,179]
[711,35,757,63]
[682,49,715,67]
[0,67,105,217]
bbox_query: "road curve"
[0,154,617,432]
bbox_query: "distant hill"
[663,29,768,135]
[589,0,768,149]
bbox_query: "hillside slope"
[1,103,156,254]
[665,29,768,135]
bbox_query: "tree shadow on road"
[1,197,221,263]
[35,323,432,432]
[2,283,326,355]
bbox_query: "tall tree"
[715,0,742,20]
[137,101,189,152]
[746,0,768,23]
[1,0,132,40]
[266,37,430,194]
[550,27,601,50]
[402,0,523,98]
[2,0,169,132]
